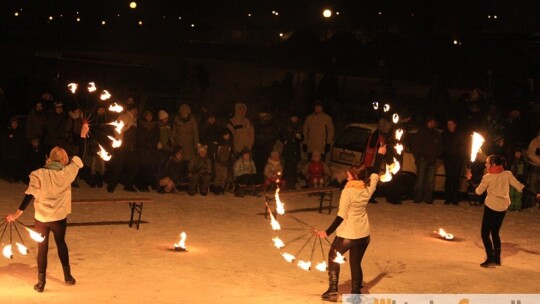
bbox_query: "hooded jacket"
[227,103,254,153]
[172,104,199,161]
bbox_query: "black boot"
[351,280,362,294]
[63,265,76,285]
[321,271,339,301]
[494,248,501,266]
[96,174,104,188]
[480,249,496,267]
[34,272,46,292]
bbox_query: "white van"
[329,123,469,200]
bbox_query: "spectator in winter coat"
[261,151,286,191]
[253,108,279,181]
[25,101,47,143]
[233,147,257,197]
[526,130,540,194]
[157,110,173,153]
[227,103,254,155]
[212,128,233,195]
[302,151,332,188]
[136,111,160,191]
[172,104,199,162]
[25,136,47,182]
[188,144,212,196]
[303,101,334,161]
[44,101,72,152]
[279,112,304,189]
[411,115,443,204]
[442,118,467,205]
[2,116,26,182]
[157,146,188,193]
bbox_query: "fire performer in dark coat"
[5,129,87,292]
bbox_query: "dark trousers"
[444,160,462,203]
[35,218,70,273]
[328,236,370,283]
[188,173,211,195]
[481,206,506,251]
[107,150,138,188]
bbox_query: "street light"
[129,2,137,9]
[323,9,332,18]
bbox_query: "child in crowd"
[509,147,528,211]
[188,144,212,196]
[261,151,287,192]
[157,146,189,193]
[302,150,332,188]
[233,147,258,197]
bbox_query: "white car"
[329,123,469,200]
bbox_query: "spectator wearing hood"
[26,101,47,143]
[227,103,254,155]
[188,144,212,196]
[172,104,199,162]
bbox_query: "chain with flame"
[67,82,126,162]
[0,220,45,259]
[266,186,345,272]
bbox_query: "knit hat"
[158,110,169,120]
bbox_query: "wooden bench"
[72,198,153,230]
[264,187,339,218]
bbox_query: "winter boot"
[96,174,104,188]
[480,249,496,267]
[351,280,362,294]
[494,248,501,266]
[63,265,76,285]
[321,271,339,301]
[34,272,46,292]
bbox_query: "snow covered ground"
[0,179,539,303]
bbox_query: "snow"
[0,180,539,303]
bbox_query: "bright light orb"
[138,20,143,25]
[323,9,332,18]
[102,20,106,25]
[14,12,19,17]
[129,2,137,9]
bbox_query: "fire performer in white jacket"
[6,124,88,292]
[315,144,386,300]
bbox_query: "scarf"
[488,165,504,174]
[45,161,64,171]
[344,180,366,190]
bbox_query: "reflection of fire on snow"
[174,232,187,251]
[272,237,285,249]
[435,228,454,240]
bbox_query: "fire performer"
[466,154,536,267]
[5,141,87,291]
[314,144,387,300]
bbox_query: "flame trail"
[97,144,112,161]
[272,237,285,249]
[383,104,390,112]
[394,143,404,155]
[16,242,28,255]
[174,232,187,250]
[333,251,345,264]
[281,252,295,263]
[23,226,45,242]
[108,102,123,113]
[315,261,327,272]
[109,120,125,134]
[372,102,379,110]
[395,128,404,141]
[297,260,311,271]
[275,188,285,215]
[107,136,122,148]
[392,113,399,124]
[67,83,78,94]
[87,82,97,93]
[2,244,13,259]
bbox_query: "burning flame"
[97,145,112,161]
[88,82,97,93]
[67,83,78,94]
[281,252,295,263]
[275,188,285,215]
[16,242,28,255]
[392,113,399,124]
[383,104,390,112]
[24,227,45,242]
[315,261,328,272]
[470,132,485,162]
[333,251,345,264]
[272,237,285,249]
[372,101,379,110]
[394,143,404,155]
[297,260,311,271]
[380,158,400,182]
[109,120,125,134]
[3,244,13,259]
[107,136,122,148]
[269,212,281,231]
[108,102,124,113]
[174,232,187,250]
[100,90,111,101]
[395,128,404,141]
[436,228,454,240]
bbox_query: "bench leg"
[318,191,333,214]
[129,202,144,230]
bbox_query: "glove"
[324,144,330,154]
[302,144,308,153]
